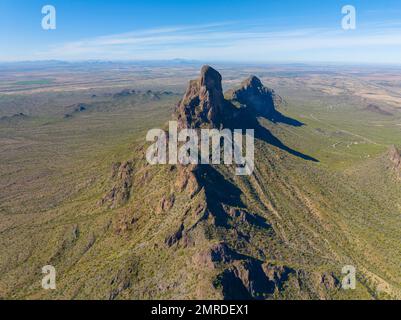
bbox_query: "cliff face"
[227,75,282,117]
[176,65,226,129]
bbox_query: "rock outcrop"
[176,65,226,129]
[165,223,184,247]
[175,66,284,129]
[227,75,281,116]
[157,194,175,214]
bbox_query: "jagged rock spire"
[176,65,225,129]
[175,67,283,128]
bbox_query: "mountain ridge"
[96,66,372,299]
[3,65,401,300]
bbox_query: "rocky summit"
[227,75,282,117]
[176,65,226,129]
[176,65,283,129]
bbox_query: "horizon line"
[1,58,401,68]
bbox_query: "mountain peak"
[200,65,223,91]
[176,65,225,128]
[241,75,263,89]
[228,75,280,116]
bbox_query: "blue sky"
[1,0,401,63]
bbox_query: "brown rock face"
[157,194,175,214]
[227,75,281,116]
[165,223,184,247]
[176,67,283,129]
[176,65,225,129]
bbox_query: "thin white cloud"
[33,21,401,63]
